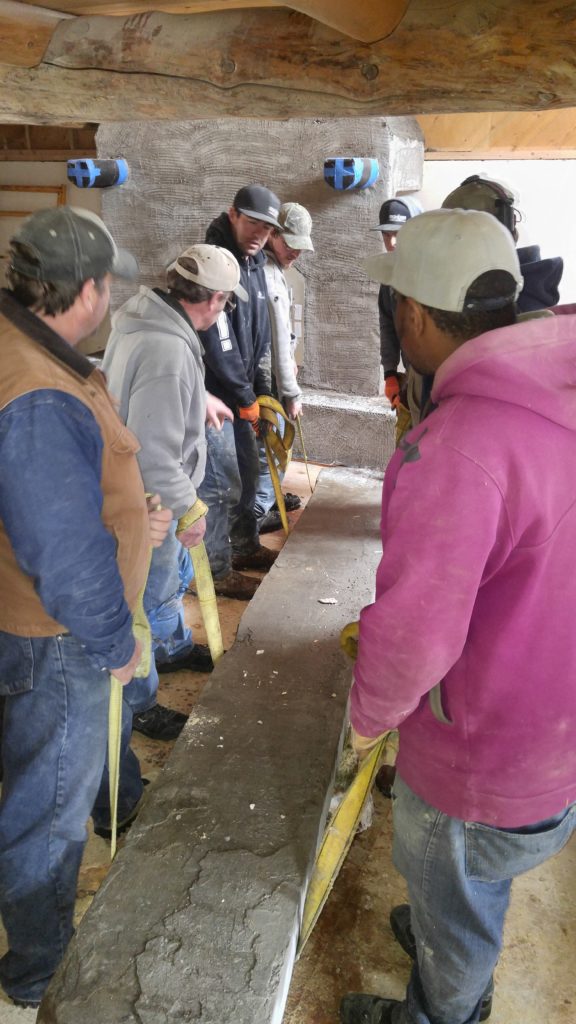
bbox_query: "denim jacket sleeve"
[0,389,135,671]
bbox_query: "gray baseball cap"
[11,206,138,283]
[278,202,314,251]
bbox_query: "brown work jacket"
[0,291,150,637]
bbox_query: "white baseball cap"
[167,243,248,301]
[362,209,523,312]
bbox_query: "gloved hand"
[176,498,208,549]
[340,620,359,660]
[384,374,400,407]
[238,400,271,437]
[350,725,387,763]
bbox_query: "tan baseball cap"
[167,243,248,301]
[362,209,522,313]
[278,202,314,251]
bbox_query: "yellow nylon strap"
[257,395,294,535]
[295,414,314,493]
[188,541,224,663]
[176,500,224,664]
[263,435,289,535]
[177,497,209,532]
[108,674,123,859]
[297,733,389,955]
[108,547,153,860]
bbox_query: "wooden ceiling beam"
[0,1,71,67]
[16,0,408,43]
[2,1,576,124]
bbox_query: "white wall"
[411,159,576,305]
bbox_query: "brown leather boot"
[196,569,259,600]
[232,546,278,572]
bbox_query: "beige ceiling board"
[419,110,576,157]
[3,1,576,124]
[16,0,408,42]
[0,1,71,67]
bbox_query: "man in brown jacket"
[0,207,171,1008]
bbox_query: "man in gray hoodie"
[100,245,244,755]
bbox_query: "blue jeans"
[197,419,260,578]
[0,632,110,1004]
[92,527,194,829]
[391,774,576,1024]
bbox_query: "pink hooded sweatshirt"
[350,314,576,826]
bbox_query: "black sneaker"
[132,703,188,741]
[375,764,396,799]
[11,998,41,1009]
[157,643,214,674]
[389,905,493,1021]
[272,492,301,512]
[93,779,150,841]
[340,994,399,1024]
[257,510,283,534]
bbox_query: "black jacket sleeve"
[379,285,401,376]
[200,312,257,410]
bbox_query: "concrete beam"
[296,391,396,471]
[39,466,384,1024]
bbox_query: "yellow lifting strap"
[295,413,314,493]
[108,547,154,859]
[108,496,226,858]
[297,619,387,953]
[177,498,225,665]
[257,395,295,537]
[297,733,389,955]
[188,540,224,664]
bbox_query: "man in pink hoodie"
[341,210,576,1024]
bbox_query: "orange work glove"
[238,401,269,437]
[385,374,400,407]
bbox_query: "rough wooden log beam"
[2,1,576,124]
[0,0,71,67]
[18,0,409,44]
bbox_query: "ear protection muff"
[459,175,518,236]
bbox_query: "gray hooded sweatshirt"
[103,286,206,518]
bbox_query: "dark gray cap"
[233,184,282,228]
[11,206,138,283]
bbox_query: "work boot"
[257,509,283,534]
[340,994,399,1024]
[197,569,259,600]
[157,643,214,674]
[93,779,150,841]
[232,546,278,572]
[272,492,301,512]
[389,905,494,1021]
[132,703,187,741]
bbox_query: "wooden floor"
[1,459,575,1023]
